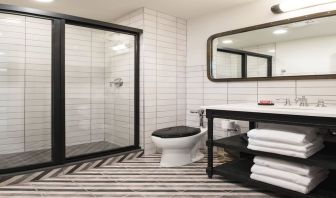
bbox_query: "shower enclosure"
[0,4,140,174]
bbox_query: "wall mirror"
[207,11,336,81]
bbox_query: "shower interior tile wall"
[65,25,134,147]
[65,25,105,146]
[115,8,187,154]
[0,13,52,154]
[104,34,135,146]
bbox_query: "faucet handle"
[296,96,308,106]
[316,99,327,107]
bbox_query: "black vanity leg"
[206,116,214,179]
[249,121,256,130]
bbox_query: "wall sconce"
[271,0,336,14]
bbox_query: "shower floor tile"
[0,154,281,198]
[0,141,120,169]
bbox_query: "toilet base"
[192,151,205,163]
[152,127,207,167]
[160,149,205,167]
[160,149,192,167]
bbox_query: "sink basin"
[261,106,316,111]
[201,103,336,118]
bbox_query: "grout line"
[24,16,26,152]
[257,81,259,102]
[295,80,298,98]
[103,30,106,142]
[176,17,178,126]
[90,30,92,143]
[155,10,158,133]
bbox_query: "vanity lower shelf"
[212,134,336,170]
[213,159,336,198]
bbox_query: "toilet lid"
[152,126,201,138]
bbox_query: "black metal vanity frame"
[0,4,142,176]
[206,109,336,197]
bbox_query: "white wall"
[186,0,336,138]
[110,1,336,153]
[115,8,187,155]
[275,35,336,76]
[188,0,336,65]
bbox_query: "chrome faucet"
[316,99,327,107]
[276,98,291,106]
[295,96,309,106]
[190,109,205,127]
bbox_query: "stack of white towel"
[247,127,324,158]
[250,156,329,194]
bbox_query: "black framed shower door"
[0,4,141,175]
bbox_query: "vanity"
[203,103,336,198]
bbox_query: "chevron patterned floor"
[0,141,119,170]
[0,154,281,198]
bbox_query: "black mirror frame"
[207,9,336,82]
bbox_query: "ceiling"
[0,0,255,22]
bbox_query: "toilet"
[151,126,207,167]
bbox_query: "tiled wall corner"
[115,8,187,155]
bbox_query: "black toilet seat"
[152,126,201,138]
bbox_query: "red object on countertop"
[258,100,274,105]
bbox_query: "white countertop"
[201,103,336,118]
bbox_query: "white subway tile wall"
[0,13,52,155]
[113,9,145,151]
[214,51,241,79]
[186,63,336,139]
[65,25,96,146]
[243,44,275,78]
[65,24,135,152]
[104,33,135,146]
[25,17,52,151]
[115,8,187,155]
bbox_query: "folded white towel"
[247,128,317,145]
[248,142,324,158]
[257,123,318,135]
[248,136,323,152]
[251,172,328,194]
[254,156,324,176]
[251,164,329,186]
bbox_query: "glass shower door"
[0,13,52,169]
[65,24,135,158]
